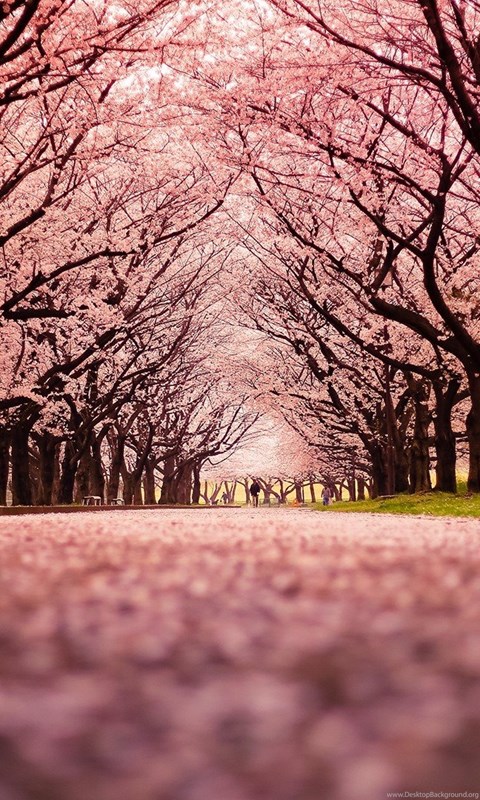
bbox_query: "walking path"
[0,509,479,800]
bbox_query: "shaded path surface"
[0,509,479,800]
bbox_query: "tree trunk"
[393,439,410,493]
[107,434,126,501]
[309,479,316,503]
[0,427,10,506]
[392,394,411,494]
[259,480,274,504]
[176,462,193,505]
[409,439,431,493]
[199,479,209,504]
[347,477,356,501]
[192,461,201,504]
[384,370,396,495]
[143,458,156,504]
[58,441,78,504]
[134,478,143,505]
[262,488,271,504]
[159,455,175,504]
[208,482,222,505]
[357,476,366,501]
[223,481,233,503]
[370,446,388,498]
[74,447,91,503]
[11,418,35,506]
[433,379,459,493]
[90,435,105,502]
[408,377,431,493]
[121,435,153,505]
[36,432,57,505]
[51,443,62,505]
[122,468,135,506]
[466,372,480,493]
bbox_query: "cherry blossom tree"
[0,0,252,505]
[185,0,479,493]
[254,0,480,491]
[3,0,480,502]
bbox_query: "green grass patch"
[313,484,480,517]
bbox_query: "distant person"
[250,479,261,507]
[221,492,228,505]
[322,486,332,506]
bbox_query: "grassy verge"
[313,485,480,517]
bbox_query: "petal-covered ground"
[0,509,479,800]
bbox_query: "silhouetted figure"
[250,480,261,508]
[322,486,332,506]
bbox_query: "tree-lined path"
[3,0,480,796]
[3,0,480,504]
[0,509,479,799]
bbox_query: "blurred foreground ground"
[0,509,479,800]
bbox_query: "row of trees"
[197,0,480,497]
[202,475,351,505]
[0,0,258,505]
[2,0,480,502]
